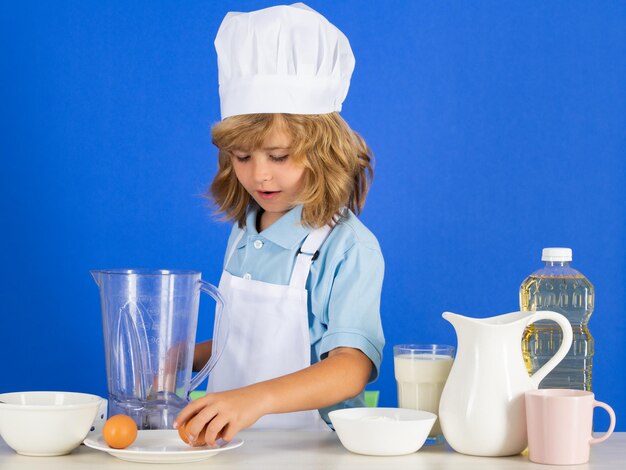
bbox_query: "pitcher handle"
[527,310,573,388]
[188,280,228,392]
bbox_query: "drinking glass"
[393,344,455,444]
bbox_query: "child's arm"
[174,346,372,445]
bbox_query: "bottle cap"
[542,247,572,262]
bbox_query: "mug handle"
[589,401,616,445]
[527,311,574,388]
[188,281,228,392]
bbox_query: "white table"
[1,431,624,469]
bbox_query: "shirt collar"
[239,204,311,250]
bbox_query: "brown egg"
[102,414,138,449]
[177,421,207,447]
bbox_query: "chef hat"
[214,3,355,119]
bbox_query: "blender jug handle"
[188,281,229,392]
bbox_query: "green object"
[189,390,206,401]
[364,390,379,407]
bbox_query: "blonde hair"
[209,113,373,228]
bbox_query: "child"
[174,3,385,445]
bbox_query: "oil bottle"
[520,248,594,390]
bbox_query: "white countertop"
[1,431,624,469]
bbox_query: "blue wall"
[2,1,624,432]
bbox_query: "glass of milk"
[393,344,455,444]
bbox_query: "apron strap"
[225,229,245,269]
[289,225,333,288]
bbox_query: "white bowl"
[329,407,436,456]
[0,391,103,456]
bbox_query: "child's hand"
[174,347,372,444]
[173,387,269,446]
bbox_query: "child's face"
[231,122,305,223]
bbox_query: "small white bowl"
[0,391,103,456]
[329,407,436,456]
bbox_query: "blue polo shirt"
[222,204,385,423]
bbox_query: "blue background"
[2,1,624,432]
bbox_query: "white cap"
[541,248,572,262]
[214,3,355,119]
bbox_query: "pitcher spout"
[442,311,471,330]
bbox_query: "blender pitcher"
[91,269,227,429]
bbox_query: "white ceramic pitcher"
[438,310,573,457]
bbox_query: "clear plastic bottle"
[520,248,594,390]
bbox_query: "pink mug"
[525,389,616,465]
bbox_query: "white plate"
[83,430,243,463]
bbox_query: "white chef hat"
[214,3,355,119]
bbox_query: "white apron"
[207,226,333,431]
